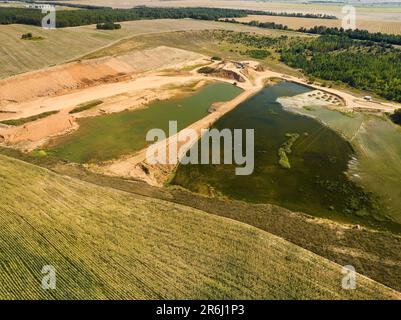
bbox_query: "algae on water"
[278,133,300,169]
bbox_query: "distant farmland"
[234,15,401,35]
[0,154,400,299]
[0,19,304,79]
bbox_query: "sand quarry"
[0,46,262,152]
[0,46,208,147]
[1,44,400,185]
[0,46,205,109]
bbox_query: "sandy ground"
[272,74,401,113]
[0,46,204,112]
[278,90,343,110]
[0,110,76,149]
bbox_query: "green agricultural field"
[0,154,399,299]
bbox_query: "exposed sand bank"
[278,90,343,109]
[0,110,76,150]
[0,46,205,114]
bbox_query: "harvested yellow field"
[68,1,401,34]
[70,0,401,22]
[234,15,401,35]
[0,20,210,78]
[0,19,305,79]
[0,154,400,299]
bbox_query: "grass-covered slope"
[0,155,399,299]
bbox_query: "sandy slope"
[0,46,204,110]
[0,110,76,149]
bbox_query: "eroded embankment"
[0,46,204,109]
[0,110,76,150]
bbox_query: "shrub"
[390,109,401,125]
[198,66,215,74]
[244,49,271,59]
[96,22,121,30]
[69,100,103,114]
[0,111,58,126]
[21,32,32,39]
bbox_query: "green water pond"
[172,82,401,232]
[45,82,243,163]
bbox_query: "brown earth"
[0,58,132,108]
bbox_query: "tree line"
[0,6,336,28]
[0,7,249,27]
[299,26,401,46]
[231,19,401,46]
[223,19,289,31]
[280,35,401,102]
[210,30,401,103]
